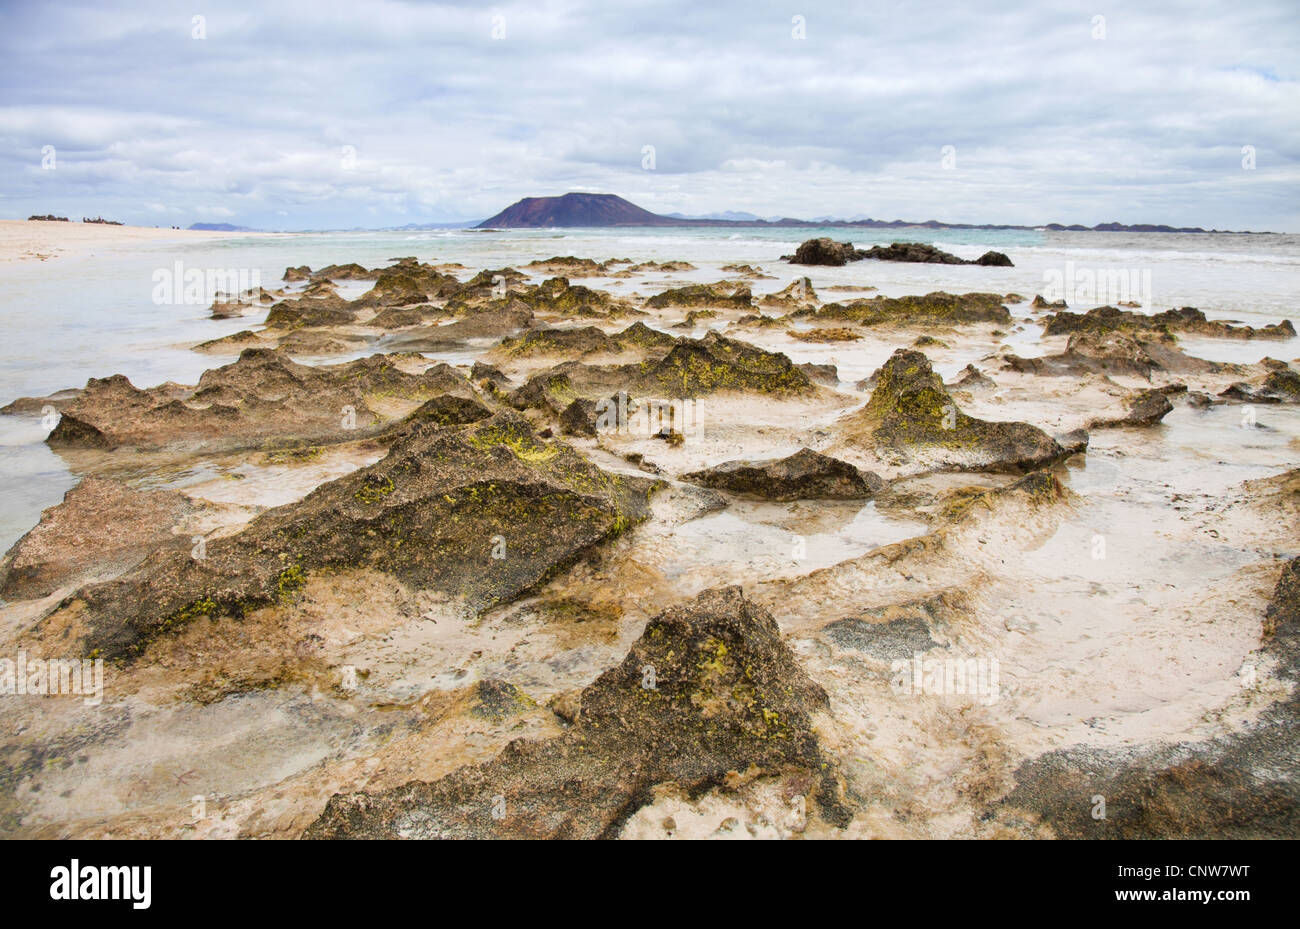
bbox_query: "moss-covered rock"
[57,412,658,660]
[1044,305,1295,340]
[645,282,753,309]
[681,448,883,501]
[303,586,851,838]
[46,349,463,452]
[814,292,1011,328]
[840,349,1066,472]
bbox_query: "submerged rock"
[839,349,1066,472]
[303,586,851,838]
[53,412,658,660]
[1001,330,1213,378]
[681,448,883,501]
[1088,387,1177,428]
[1219,365,1300,404]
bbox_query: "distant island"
[188,222,259,232]
[477,192,1266,234]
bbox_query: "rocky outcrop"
[1088,387,1177,428]
[681,448,883,501]
[814,292,1011,327]
[0,479,201,601]
[509,331,813,413]
[839,350,1067,472]
[1219,363,1300,403]
[788,238,863,266]
[46,350,466,452]
[55,412,657,660]
[645,283,753,310]
[788,240,1014,267]
[1044,305,1296,340]
[303,586,851,838]
[1002,330,1220,379]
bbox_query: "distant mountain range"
[178,194,1269,234]
[476,192,1263,234]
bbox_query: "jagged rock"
[558,398,598,437]
[0,479,199,601]
[840,350,1066,472]
[645,283,753,309]
[1089,387,1177,428]
[760,278,818,308]
[1031,295,1067,309]
[356,263,461,308]
[1220,366,1300,404]
[522,256,608,276]
[815,292,1010,327]
[948,364,995,390]
[311,263,376,281]
[498,326,620,357]
[470,362,512,389]
[1044,305,1295,340]
[861,242,967,264]
[264,294,357,330]
[46,350,465,452]
[519,277,633,316]
[799,362,839,386]
[788,238,862,266]
[303,586,851,838]
[283,265,311,282]
[510,331,812,412]
[681,448,883,501]
[380,301,538,351]
[54,412,658,660]
[791,327,861,343]
[1002,330,1218,378]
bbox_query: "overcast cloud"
[1,0,1297,230]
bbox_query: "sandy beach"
[0,219,264,264]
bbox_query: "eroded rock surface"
[304,586,851,838]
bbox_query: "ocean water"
[0,226,1297,552]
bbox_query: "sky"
[1,0,1297,231]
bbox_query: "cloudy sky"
[2,0,1297,231]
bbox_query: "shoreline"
[0,219,272,264]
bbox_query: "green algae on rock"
[303,586,852,839]
[840,349,1067,473]
[45,349,469,452]
[53,411,658,660]
[681,448,884,501]
[812,292,1011,328]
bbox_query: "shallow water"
[0,226,1297,552]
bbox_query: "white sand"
[0,219,266,264]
